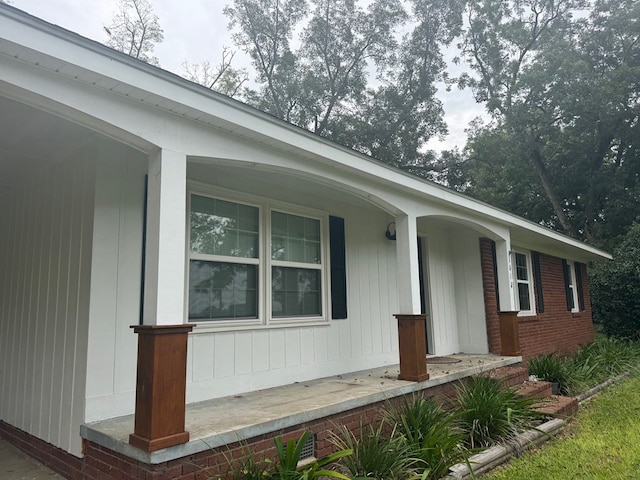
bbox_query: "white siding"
[185,202,400,403]
[0,155,95,457]
[422,222,488,355]
[84,145,147,423]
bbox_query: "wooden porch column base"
[395,314,429,382]
[498,311,521,356]
[129,324,194,452]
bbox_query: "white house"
[0,3,609,474]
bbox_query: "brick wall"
[1,380,464,480]
[480,238,594,359]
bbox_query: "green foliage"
[384,396,468,480]
[484,374,640,479]
[527,354,572,395]
[591,223,640,339]
[450,0,640,246]
[272,431,352,480]
[330,422,413,480]
[223,0,463,173]
[455,376,540,448]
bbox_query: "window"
[187,191,329,325]
[563,260,580,312]
[271,211,322,317]
[513,250,535,315]
[188,195,260,321]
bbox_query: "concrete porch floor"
[82,354,521,465]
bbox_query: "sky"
[10,0,486,152]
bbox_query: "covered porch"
[81,353,521,467]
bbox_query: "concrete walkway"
[0,438,61,479]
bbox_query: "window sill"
[189,319,331,334]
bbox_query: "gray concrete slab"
[82,354,521,465]
[0,438,61,480]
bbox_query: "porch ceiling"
[187,161,383,211]
[0,95,101,196]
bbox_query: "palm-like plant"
[330,421,413,480]
[271,431,352,480]
[384,396,468,480]
[455,375,540,448]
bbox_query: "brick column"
[129,324,193,452]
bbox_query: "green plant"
[271,431,352,480]
[484,374,640,479]
[384,395,468,480]
[590,222,640,340]
[330,422,413,480]
[527,353,572,394]
[455,375,540,448]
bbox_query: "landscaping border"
[443,372,631,480]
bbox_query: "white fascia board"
[0,4,611,263]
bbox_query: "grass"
[484,374,640,480]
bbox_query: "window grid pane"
[190,195,259,258]
[271,211,321,264]
[272,267,321,317]
[189,260,258,320]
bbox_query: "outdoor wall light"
[385,222,396,241]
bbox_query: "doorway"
[417,236,433,354]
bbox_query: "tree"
[182,47,249,98]
[591,223,640,339]
[224,0,462,174]
[104,0,164,66]
[451,0,640,247]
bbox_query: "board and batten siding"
[186,203,400,403]
[84,145,147,424]
[0,154,95,457]
[82,162,403,418]
[422,222,488,356]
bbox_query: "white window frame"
[185,183,330,331]
[512,249,536,316]
[566,260,580,313]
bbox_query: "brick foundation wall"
[1,381,464,480]
[480,238,595,359]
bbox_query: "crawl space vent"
[299,433,316,460]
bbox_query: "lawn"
[484,374,640,479]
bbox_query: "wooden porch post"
[394,215,429,382]
[129,324,193,452]
[129,148,191,452]
[395,314,429,382]
[498,311,521,356]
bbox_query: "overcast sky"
[11,0,485,152]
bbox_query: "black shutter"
[490,240,500,311]
[575,262,586,311]
[532,251,544,313]
[329,216,347,319]
[562,259,572,311]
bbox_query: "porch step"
[487,365,529,388]
[516,380,553,400]
[535,395,579,418]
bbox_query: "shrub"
[271,431,352,480]
[527,354,570,393]
[590,222,640,339]
[455,375,540,448]
[383,395,468,480]
[330,422,413,480]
